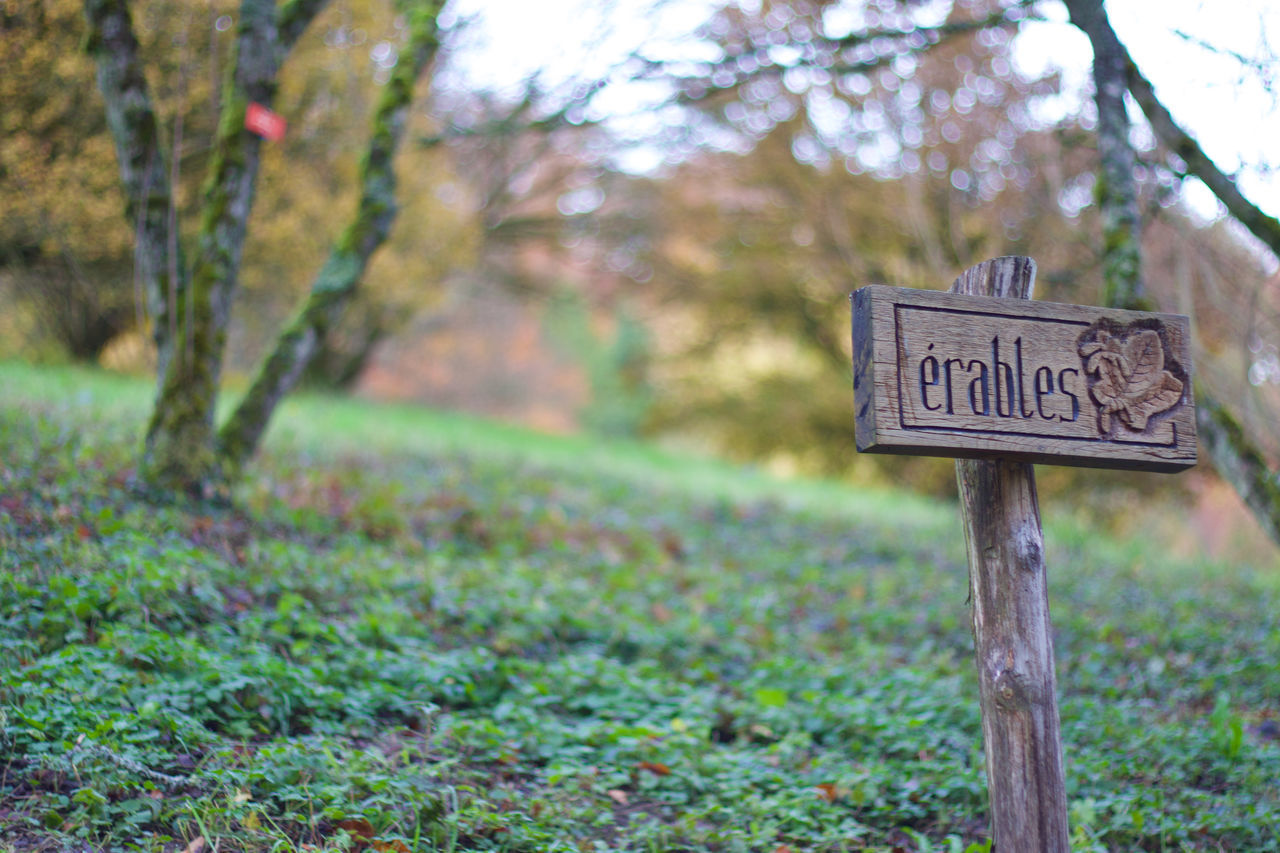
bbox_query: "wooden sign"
[851,284,1197,472]
[846,257,1197,852]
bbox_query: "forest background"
[3,0,1279,561]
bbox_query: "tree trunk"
[1121,29,1280,549]
[302,317,388,390]
[950,257,1070,852]
[217,2,442,479]
[82,0,184,379]
[131,0,327,496]
[1064,0,1147,311]
[137,0,279,495]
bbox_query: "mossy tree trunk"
[1196,395,1280,545]
[1067,0,1280,547]
[217,3,442,479]
[140,0,289,496]
[83,0,185,381]
[1064,0,1146,312]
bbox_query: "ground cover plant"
[1,360,1278,852]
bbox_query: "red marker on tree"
[244,102,286,141]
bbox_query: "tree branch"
[277,0,328,56]
[1124,57,1280,260]
[1172,28,1278,86]
[647,2,1036,99]
[217,1,443,477]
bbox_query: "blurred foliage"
[617,0,1111,494]
[544,289,654,438]
[572,0,1278,525]
[0,0,144,359]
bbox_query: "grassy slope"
[1,361,1278,852]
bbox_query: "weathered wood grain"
[953,257,1069,853]
[850,274,1197,472]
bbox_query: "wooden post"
[851,255,1197,849]
[950,256,1069,851]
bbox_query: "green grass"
[1,361,1278,852]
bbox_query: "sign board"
[851,285,1197,472]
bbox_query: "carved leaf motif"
[1120,371,1183,430]
[1087,352,1126,405]
[1079,326,1183,434]
[1122,329,1164,390]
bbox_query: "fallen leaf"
[372,841,410,853]
[814,782,840,803]
[607,788,630,805]
[182,838,206,853]
[637,760,671,776]
[337,818,376,839]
